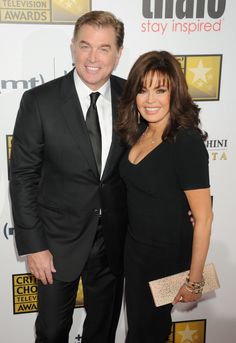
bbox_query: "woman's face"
[136,71,171,127]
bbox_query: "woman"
[117,51,213,343]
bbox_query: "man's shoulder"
[110,74,126,93]
[23,70,74,98]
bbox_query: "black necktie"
[86,92,101,174]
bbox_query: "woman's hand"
[172,284,202,305]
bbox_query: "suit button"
[101,183,105,188]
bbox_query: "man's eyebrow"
[78,41,111,49]
[99,44,111,49]
[79,40,90,45]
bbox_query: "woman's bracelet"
[184,283,203,294]
[186,275,205,288]
[184,274,205,294]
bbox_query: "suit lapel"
[101,76,124,181]
[60,70,99,179]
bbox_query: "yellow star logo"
[177,324,198,342]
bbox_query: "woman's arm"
[173,187,213,304]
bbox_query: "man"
[10,11,127,343]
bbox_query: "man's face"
[71,24,123,90]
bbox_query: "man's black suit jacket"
[10,70,127,282]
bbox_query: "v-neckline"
[128,141,164,166]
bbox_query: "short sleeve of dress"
[174,129,210,190]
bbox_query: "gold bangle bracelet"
[186,275,205,289]
[184,283,203,294]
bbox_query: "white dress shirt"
[73,70,113,177]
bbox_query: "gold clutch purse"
[149,263,220,307]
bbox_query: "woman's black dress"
[119,128,210,343]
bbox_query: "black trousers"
[35,223,124,343]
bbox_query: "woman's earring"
[137,112,141,124]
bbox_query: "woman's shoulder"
[172,127,208,159]
[174,127,204,145]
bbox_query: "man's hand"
[27,250,56,285]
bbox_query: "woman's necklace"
[140,127,162,145]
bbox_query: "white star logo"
[177,324,198,342]
[190,60,212,84]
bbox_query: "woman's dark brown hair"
[117,50,207,146]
